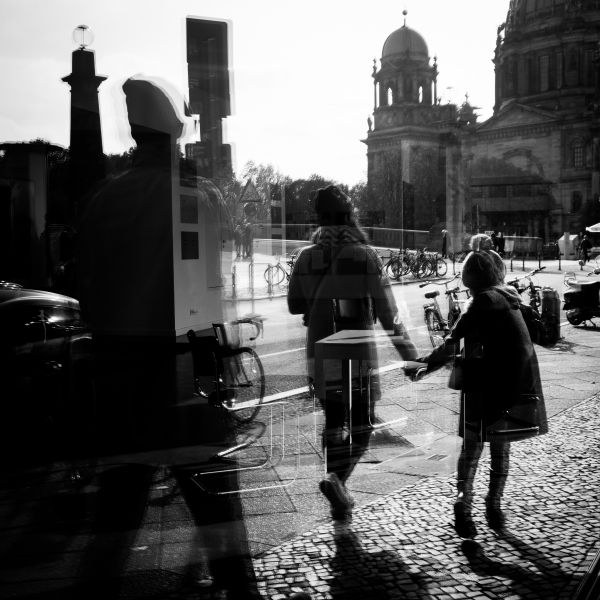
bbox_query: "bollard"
[266,265,273,296]
[522,254,525,271]
[232,264,237,298]
[452,255,456,275]
[249,259,254,295]
[510,254,513,272]
[558,252,561,271]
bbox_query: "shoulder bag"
[485,394,543,442]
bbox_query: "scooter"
[563,266,600,326]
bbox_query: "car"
[0,285,90,374]
[0,285,92,464]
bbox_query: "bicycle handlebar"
[232,315,265,340]
[507,266,546,284]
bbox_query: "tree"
[240,161,289,224]
[348,181,369,223]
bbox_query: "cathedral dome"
[382,25,429,62]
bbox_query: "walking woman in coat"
[287,185,417,520]
[417,238,548,538]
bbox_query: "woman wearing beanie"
[287,185,418,521]
[417,236,547,538]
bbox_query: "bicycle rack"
[266,264,274,295]
[190,400,301,495]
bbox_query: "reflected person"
[77,77,260,599]
[287,185,417,520]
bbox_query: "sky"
[0,0,510,187]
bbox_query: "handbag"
[485,395,542,442]
[448,355,483,390]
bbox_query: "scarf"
[312,225,368,247]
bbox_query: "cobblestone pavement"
[253,395,600,600]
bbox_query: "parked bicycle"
[506,267,546,314]
[384,249,410,280]
[264,248,302,288]
[385,248,447,281]
[420,274,471,347]
[187,315,266,425]
[507,267,561,344]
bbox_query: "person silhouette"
[77,77,261,599]
[287,185,417,520]
[414,235,547,538]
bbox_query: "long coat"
[428,286,548,442]
[287,226,406,392]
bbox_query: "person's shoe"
[453,500,477,539]
[485,497,506,530]
[319,473,353,515]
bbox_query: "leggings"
[319,387,375,484]
[457,437,510,505]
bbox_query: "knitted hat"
[312,185,352,215]
[461,250,504,291]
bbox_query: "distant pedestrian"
[288,185,417,521]
[243,221,254,258]
[497,231,505,257]
[579,233,592,264]
[413,236,547,538]
[574,232,583,258]
[490,230,498,252]
[441,229,448,258]
[234,223,243,258]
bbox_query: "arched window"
[387,87,393,106]
[418,86,423,103]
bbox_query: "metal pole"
[232,264,237,298]
[249,258,254,296]
[267,265,273,296]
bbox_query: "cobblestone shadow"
[461,533,573,599]
[328,523,431,599]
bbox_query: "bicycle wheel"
[222,348,265,424]
[411,258,429,279]
[264,265,273,286]
[399,253,412,276]
[425,309,446,348]
[434,257,448,277]
[264,264,286,287]
[385,257,402,281]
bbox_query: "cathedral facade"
[365,0,600,251]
